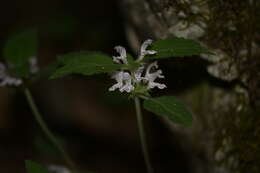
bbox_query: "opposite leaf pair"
[3,29,210,127]
[51,37,210,127]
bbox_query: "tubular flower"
[0,56,39,87]
[0,63,22,87]
[109,71,124,91]
[109,71,134,93]
[144,62,166,89]
[112,46,128,64]
[109,39,166,93]
[138,39,157,61]
[119,72,134,92]
[134,66,145,82]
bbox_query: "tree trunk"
[120,0,260,172]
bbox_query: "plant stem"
[24,88,76,172]
[134,97,154,173]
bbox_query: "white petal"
[29,56,39,74]
[148,82,166,89]
[119,72,134,92]
[144,62,166,90]
[119,84,134,93]
[109,71,124,91]
[145,50,157,55]
[48,165,70,173]
[145,61,158,77]
[109,71,134,93]
[109,83,121,91]
[113,46,128,64]
[0,62,23,87]
[112,56,121,64]
[1,76,22,86]
[138,39,157,61]
[141,39,153,51]
[14,79,23,86]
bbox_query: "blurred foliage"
[3,29,37,78]
[25,160,49,173]
[35,135,66,158]
[51,51,122,78]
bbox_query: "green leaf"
[3,29,37,78]
[51,51,122,79]
[143,96,192,126]
[25,160,50,173]
[146,37,211,60]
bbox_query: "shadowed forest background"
[0,1,188,173]
[0,0,259,173]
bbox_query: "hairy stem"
[24,88,76,172]
[134,97,154,173]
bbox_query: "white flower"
[109,71,124,91]
[109,39,166,93]
[29,56,39,74]
[143,62,166,89]
[48,165,70,173]
[119,72,134,92]
[138,39,157,61]
[0,56,38,87]
[109,71,134,93]
[112,46,128,64]
[0,63,22,87]
[134,66,144,82]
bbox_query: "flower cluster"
[109,39,166,93]
[0,63,22,86]
[0,56,39,87]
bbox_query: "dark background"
[0,0,206,172]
